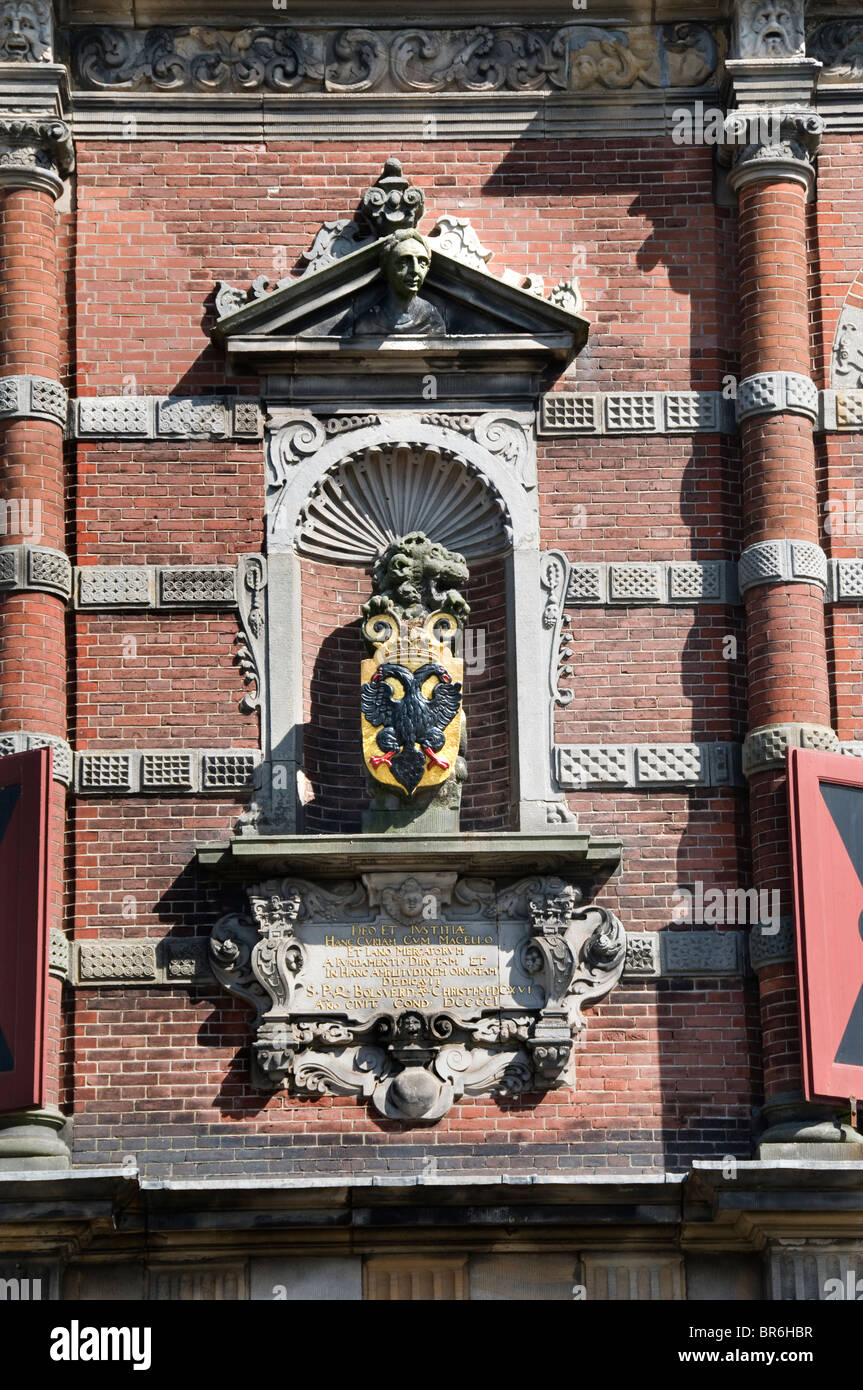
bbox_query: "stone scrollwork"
[810,21,863,82]
[71,23,720,95]
[209,874,626,1121]
[234,555,267,715]
[428,217,493,272]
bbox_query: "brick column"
[725,112,863,1155]
[0,117,73,1170]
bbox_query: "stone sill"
[196,831,623,877]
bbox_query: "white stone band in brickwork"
[0,374,67,427]
[62,930,744,987]
[74,748,259,794]
[76,564,238,609]
[0,731,73,784]
[539,390,734,436]
[735,371,818,424]
[49,929,70,981]
[0,545,72,598]
[72,396,263,440]
[742,722,840,777]
[565,560,739,606]
[827,559,863,602]
[555,742,743,789]
[737,539,828,594]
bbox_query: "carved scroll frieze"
[809,20,863,82]
[234,555,267,715]
[208,874,626,1122]
[69,23,721,96]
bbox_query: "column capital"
[721,108,824,200]
[0,113,73,196]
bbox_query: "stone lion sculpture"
[362,531,470,625]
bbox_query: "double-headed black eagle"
[361,661,463,794]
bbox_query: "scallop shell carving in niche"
[295,446,509,563]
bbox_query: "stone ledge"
[736,371,818,423]
[197,831,623,878]
[742,723,840,777]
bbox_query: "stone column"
[0,104,74,1168]
[723,104,862,1156]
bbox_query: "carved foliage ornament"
[70,23,720,95]
[0,0,51,63]
[0,118,75,179]
[209,875,626,1122]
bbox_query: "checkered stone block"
[604,393,659,433]
[233,401,264,437]
[27,734,73,785]
[0,549,18,586]
[789,542,828,587]
[663,393,719,432]
[141,752,195,791]
[165,940,210,979]
[609,564,662,602]
[623,934,660,977]
[157,398,229,437]
[636,744,705,784]
[565,564,603,604]
[29,377,67,424]
[709,742,742,786]
[76,397,151,436]
[78,566,154,608]
[0,734,18,757]
[736,373,781,419]
[556,745,629,787]
[738,541,784,592]
[668,561,722,601]
[158,567,237,606]
[836,392,863,429]
[78,941,157,983]
[800,725,840,753]
[785,374,819,417]
[841,743,863,758]
[77,752,135,793]
[539,393,601,434]
[28,547,72,597]
[837,560,863,599]
[743,725,797,775]
[201,752,259,790]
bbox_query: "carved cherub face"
[398,878,425,919]
[523,943,544,976]
[0,1,49,61]
[399,1011,424,1040]
[382,236,431,302]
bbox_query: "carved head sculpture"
[397,1011,425,1042]
[380,229,433,305]
[739,1,804,58]
[0,0,51,62]
[364,531,470,626]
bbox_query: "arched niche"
[262,412,565,833]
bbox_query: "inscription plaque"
[210,873,626,1123]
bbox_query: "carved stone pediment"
[212,239,588,373]
[209,872,625,1123]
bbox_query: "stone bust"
[353,229,445,337]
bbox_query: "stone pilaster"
[0,1,71,1168]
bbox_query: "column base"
[0,1106,70,1171]
[757,1092,863,1160]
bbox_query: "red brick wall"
[55,134,764,1169]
